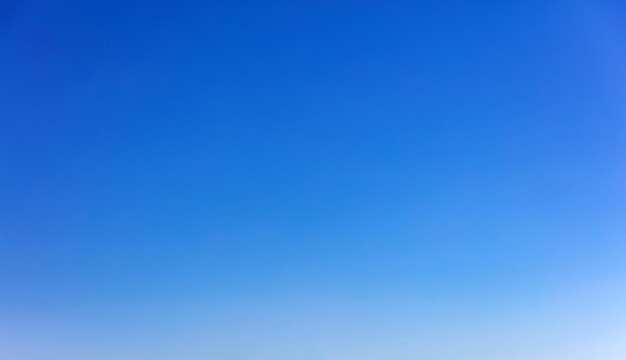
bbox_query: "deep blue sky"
[1,1,626,359]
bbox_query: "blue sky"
[1,1,626,359]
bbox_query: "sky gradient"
[1,1,626,359]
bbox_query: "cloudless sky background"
[1,0,626,359]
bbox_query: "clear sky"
[1,1,626,359]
